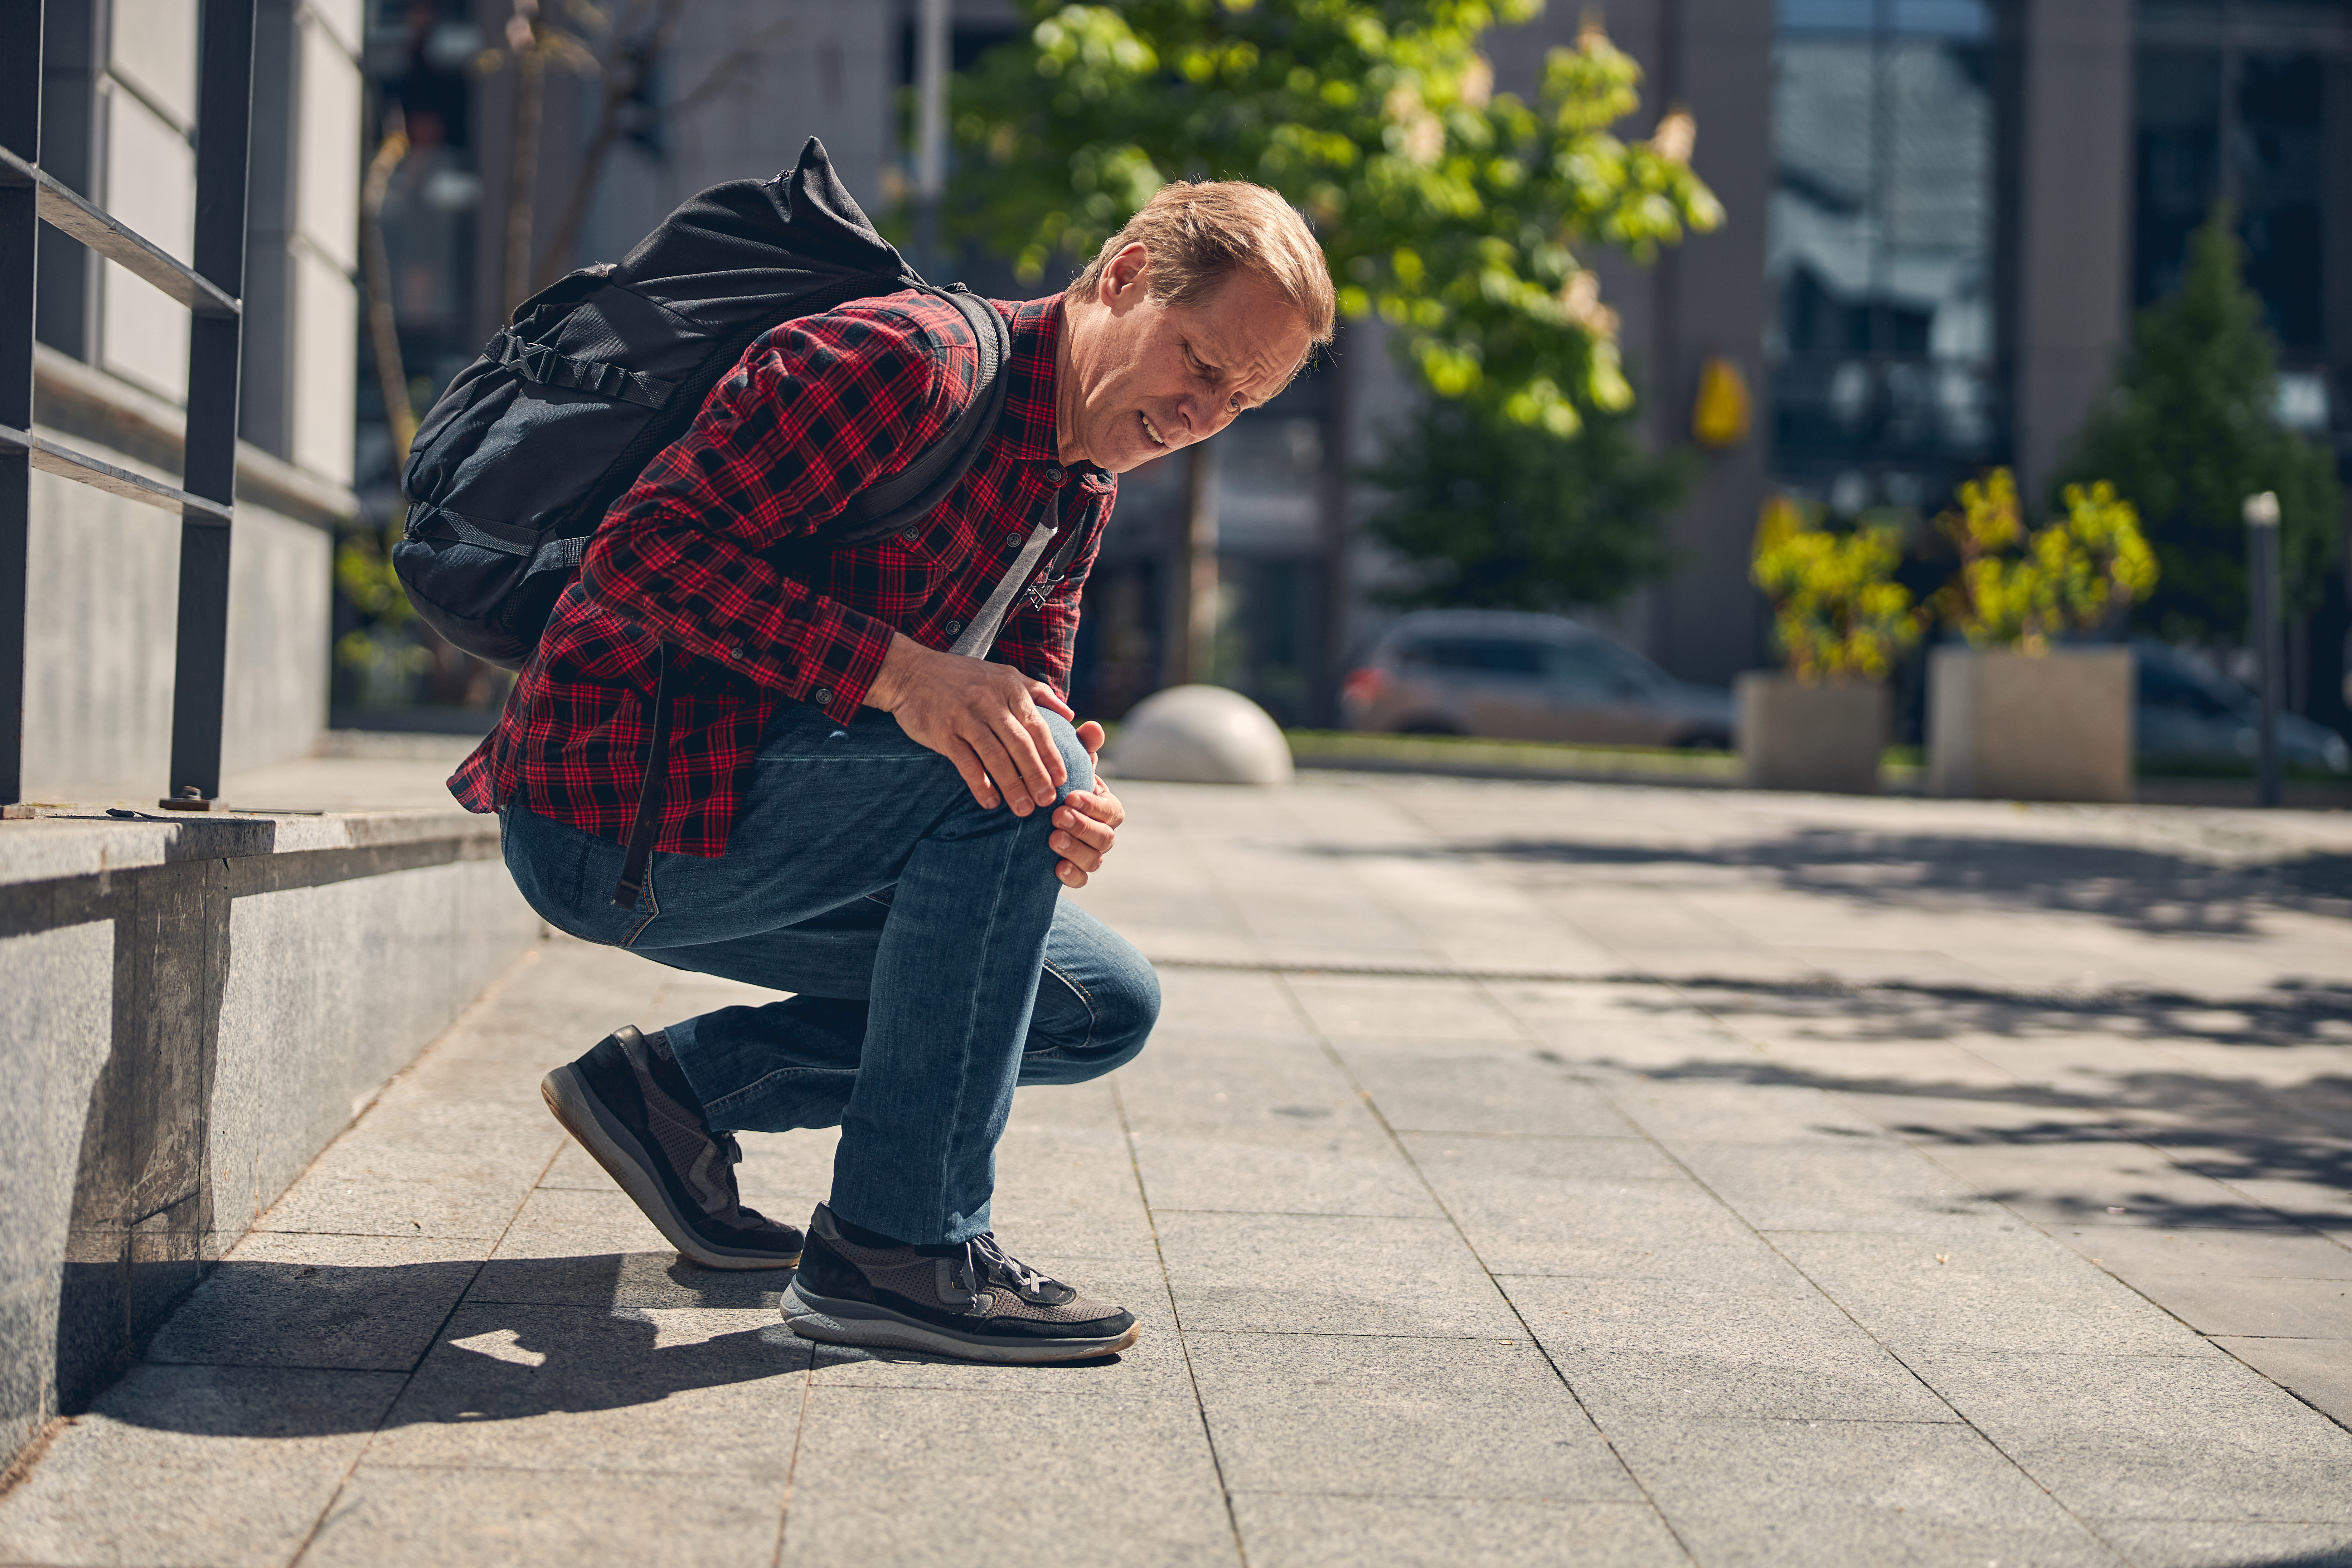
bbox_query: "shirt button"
[900,526,921,543]
[1004,532,1022,549]
[1043,463,1066,486]
[945,619,962,636]
[812,686,834,708]
[729,643,748,661]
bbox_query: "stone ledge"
[0,807,498,892]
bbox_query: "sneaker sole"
[539,1065,800,1271]
[781,1279,1141,1364]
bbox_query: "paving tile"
[1151,1212,1521,1338]
[146,1232,484,1372]
[468,1188,789,1309]
[1335,1044,1639,1138]
[2120,1274,2352,1338]
[1227,1494,1685,1568]
[1283,976,1526,1041]
[0,1365,401,1568]
[1185,1332,1636,1503]
[1121,1047,1437,1218]
[1605,1414,2126,1568]
[779,1389,1235,1565]
[2048,1224,2352,1280]
[1148,965,1317,1038]
[1771,1228,2220,1358]
[1402,1133,1789,1281]
[1917,1142,2275,1229]
[1604,1078,1888,1144]
[1663,1139,2012,1234]
[253,1099,560,1241]
[1504,1275,1954,1423]
[2092,1520,2352,1568]
[985,1112,1164,1260]
[299,1465,786,1568]
[805,1254,1185,1396]
[1905,1351,2352,1522]
[2214,1336,2352,1429]
[365,1302,809,1477]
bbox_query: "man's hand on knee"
[868,633,1073,815]
[1051,721,1123,888]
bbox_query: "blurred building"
[1512,0,2351,736]
[358,0,2352,736]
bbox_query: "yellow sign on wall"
[1693,356,1752,449]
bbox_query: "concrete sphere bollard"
[1107,685,1294,786]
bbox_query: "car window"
[1546,640,1654,691]
[2138,661,2238,719]
[1398,637,1548,675]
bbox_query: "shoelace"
[955,1233,1062,1303]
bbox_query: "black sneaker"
[540,1026,803,1270]
[782,1204,1139,1363]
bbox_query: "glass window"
[1402,639,1549,675]
[2133,3,2344,360]
[1769,0,2003,513]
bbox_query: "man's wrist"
[867,633,925,712]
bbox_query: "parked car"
[2134,637,2351,774]
[1341,609,1736,749]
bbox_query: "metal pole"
[165,0,254,807]
[2245,490,2283,808]
[1171,437,1220,687]
[913,0,949,278]
[0,2,41,809]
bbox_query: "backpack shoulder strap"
[835,285,1013,538]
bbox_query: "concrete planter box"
[1736,673,1888,794]
[1929,645,2134,802]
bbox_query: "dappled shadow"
[101,1253,1123,1439]
[1653,972,2352,1049]
[1418,829,2352,939]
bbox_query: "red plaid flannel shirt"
[448,292,1114,856]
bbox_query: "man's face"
[1058,244,1314,474]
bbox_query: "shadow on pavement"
[100,1253,1123,1439]
[1441,830,2352,939]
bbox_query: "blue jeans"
[500,703,1159,1246]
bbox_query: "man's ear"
[1102,242,1151,305]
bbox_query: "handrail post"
[0,3,40,808]
[164,0,256,808]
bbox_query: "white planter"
[1929,646,2134,802]
[1736,672,1888,794]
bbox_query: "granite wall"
[0,811,539,1468]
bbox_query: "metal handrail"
[0,0,253,811]
[0,150,241,320]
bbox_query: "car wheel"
[1397,720,1466,737]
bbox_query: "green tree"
[1364,395,1685,610]
[2062,206,2343,641]
[948,0,1721,433]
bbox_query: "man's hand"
[868,633,1071,815]
[1051,720,1123,888]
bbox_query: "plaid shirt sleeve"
[577,306,977,724]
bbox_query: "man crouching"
[451,180,1334,1361]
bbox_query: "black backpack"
[393,136,1010,670]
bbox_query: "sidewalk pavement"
[4,768,2349,1567]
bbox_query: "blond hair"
[1072,180,1335,347]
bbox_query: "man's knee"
[1026,944,1160,1084]
[1043,710,1093,802]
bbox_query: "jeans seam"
[1037,956,1100,1054]
[620,859,661,947]
[927,816,1023,1242]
